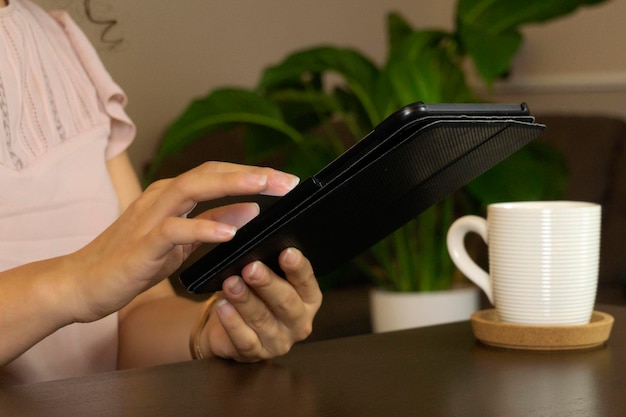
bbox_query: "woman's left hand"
[202,247,322,361]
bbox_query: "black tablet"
[180,102,545,293]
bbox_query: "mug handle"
[446,215,494,304]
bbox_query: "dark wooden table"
[2,304,625,417]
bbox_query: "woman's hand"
[203,247,323,362]
[68,162,300,322]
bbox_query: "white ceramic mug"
[446,201,601,325]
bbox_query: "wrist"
[58,250,110,323]
[25,255,80,328]
[189,295,219,360]
[59,254,96,323]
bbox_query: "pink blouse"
[0,0,135,384]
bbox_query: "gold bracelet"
[189,294,218,360]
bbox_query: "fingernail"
[282,174,300,191]
[270,174,300,193]
[225,276,245,295]
[215,298,234,317]
[282,248,299,266]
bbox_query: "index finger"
[149,162,299,218]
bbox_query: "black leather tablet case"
[180,102,545,293]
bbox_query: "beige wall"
[40,0,626,175]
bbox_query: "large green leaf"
[262,88,336,134]
[458,0,607,31]
[376,32,474,116]
[457,0,608,84]
[258,47,382,125]
[387,15,450,63]
[147,88,303,182]
[457,24,522,84]
[386,12,418,61]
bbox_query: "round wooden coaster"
[470,309,614,350]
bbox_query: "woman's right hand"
[68,161,300,322]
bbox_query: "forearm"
[117,294,204,369]
[0,256,78,366]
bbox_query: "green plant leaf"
[457,24,522,84]
[244,126,339,179]
[386,12,417,60]
[457,0,606,32]
[241,125,293,166]
[388,21,449,63]
[457,0,608,84]
[146,88,303,182]
[376,35,474,115]
[258,47,382,126]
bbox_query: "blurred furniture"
[2,303,625,416]
[148,113,626,341]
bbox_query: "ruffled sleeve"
[49,11,136,159]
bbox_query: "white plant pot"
[369,285,481,333]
